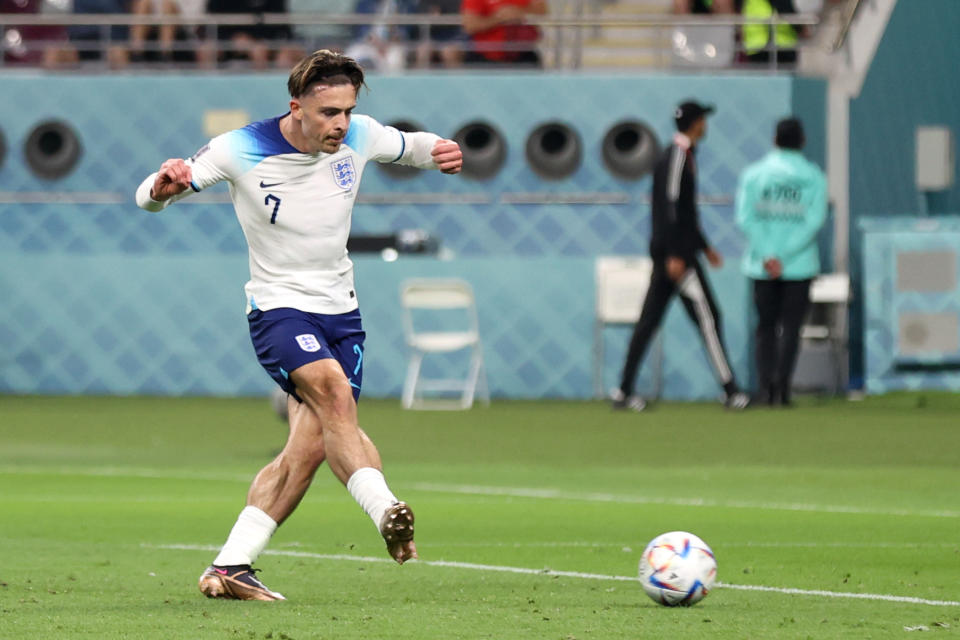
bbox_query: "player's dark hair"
[288,50,366,98]
[775,117,805,150]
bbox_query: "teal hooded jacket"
[735,149,828,280]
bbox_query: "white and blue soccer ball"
[638,531,717,606]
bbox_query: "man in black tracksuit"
[612,101,749,411]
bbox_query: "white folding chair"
[593,256,662,399]
[400,278,489,410]
[798,273,851,394]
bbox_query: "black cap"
[674,100,715,132]
[775,117,805,150]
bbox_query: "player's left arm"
[430,139,462,174]
[388,130,461,173]
[363,116,461,174]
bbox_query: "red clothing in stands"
[461,0,540,62]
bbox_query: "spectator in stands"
[735,117,827,406]
[66,0,130,69]
[413,0,464,69]
[0,0,73,68]
[129,0,206,63]
[741,0,799,65]
[461,0,545,67]
[673,0,735,14]
[346,0,418,73]
[205,0,301,69]
[287,0,354,54]
[130,0,177,62]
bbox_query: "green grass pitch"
[1,393,959,639]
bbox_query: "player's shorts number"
[265,194,281,224]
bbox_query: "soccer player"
[134,49,463,601]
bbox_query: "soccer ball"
[638,531,717,606]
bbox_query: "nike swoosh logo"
[260,181,283,188]
[214,568,228,575]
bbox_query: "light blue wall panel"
[0,73,791,258]
[0,73,787,398]
[861,216,960,394]
[0,252,749,400]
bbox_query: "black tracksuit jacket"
[648,139,708,263]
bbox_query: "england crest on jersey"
[331,156,356,190]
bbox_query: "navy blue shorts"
[248,307,366,403]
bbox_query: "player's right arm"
[135,159,194,212]
[135,136,235,212]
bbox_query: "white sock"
[212,506,278,567]
[346,467,398,530]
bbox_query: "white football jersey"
[136,113,441,314]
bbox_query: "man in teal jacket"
[736,117,827,406]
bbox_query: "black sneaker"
[724,391,751,411]
[198,565,285,601]
[610,389,647,412]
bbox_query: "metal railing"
[832,0,863,51]
[0,10,822,72]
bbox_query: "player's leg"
[294,309,415,564]
[201,391,389,600]
[752,278,780,405]
[246,396,327,524]
[615,262,675,409]
[289,359,367,481]
[774,278,812,406]
[289,359,415,563]
[199,395,321,601]
[243,393,385,522]
[677,262,748,409]
[199,308,349,601]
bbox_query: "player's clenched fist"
[150,158,194,201]
[431,139,462,175]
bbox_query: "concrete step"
[568,0,674,69]
[580,50,667,67]
[583,33,670,48]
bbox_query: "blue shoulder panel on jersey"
[227,114,300,172]
[343,115,371,156]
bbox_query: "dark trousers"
[619,259,736,396]
[752,278,812,404]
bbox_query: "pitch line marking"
[406,540,959,550]
[0,465,251,483]
[152,544,960,608]
[410,482,960,519]
[4,466,957,518]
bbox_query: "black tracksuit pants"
[752,278,812,404]
[619,259,737,397]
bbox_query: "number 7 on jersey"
[264,194,281,224]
